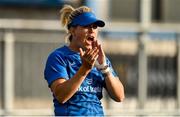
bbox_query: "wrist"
[102,71,111,77]
[95,61,107,70]
[101,66,111,76]
[100,65,110,73]
[80,65,91,75]
[81,63,93,70]
[95,61,111,76]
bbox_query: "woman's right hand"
[79,47,99,70]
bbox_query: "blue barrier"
[0,0,64,7]
[101,30,178,40]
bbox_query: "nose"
[88,25,97,32]
[88,27,94,33]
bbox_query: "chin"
[81,45,91,50]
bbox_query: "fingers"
[80,40,106,69]
[99,44,105,55]
[89,47,99,62]
[92,40,99,49]
[92,40,106,65]
[93,40,104,55]
[96,43,106,65]
[84,47,99,62]
[80,47,99,69]
[92,40,104,57]
[79,48,84,57]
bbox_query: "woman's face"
[70,24,98,51]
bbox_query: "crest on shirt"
[86,78,93,85]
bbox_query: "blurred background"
[0,0,180,116]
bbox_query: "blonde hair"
[60,5,91,29]
[60,5,92,41]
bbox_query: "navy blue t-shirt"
[44,45,117,116]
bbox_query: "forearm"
[105,72,125,102]
[53,66,90,104]
[51,46,99,104]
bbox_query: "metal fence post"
[2,30,15,114]
[138,0,152,109]
[177,32,180,109]
[138,33,148,109]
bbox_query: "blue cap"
[68,12,105,29]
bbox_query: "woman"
[44,5,125,116]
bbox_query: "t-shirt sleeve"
[44,52,69,87]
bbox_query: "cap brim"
[94,20,105,27]
[70,12,105,28]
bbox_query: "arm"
[50,47,99,104]
[104,72,125,102]
[94,41,125,102]
[50,65,90,104]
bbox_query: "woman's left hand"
[93,40,106,65]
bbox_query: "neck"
[68,43,80,53]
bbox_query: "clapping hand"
[79,46,99,70]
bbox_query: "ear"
[69,27,75,36]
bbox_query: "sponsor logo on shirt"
[78,86,102,93]
[77,78,102,93]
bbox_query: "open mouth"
[87,36,94,42]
